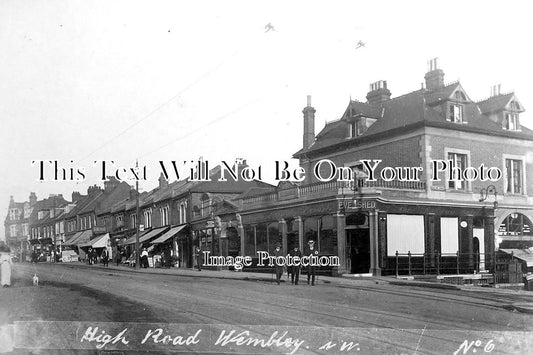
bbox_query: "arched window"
[499,213,533,236]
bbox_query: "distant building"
[3,193,36,257]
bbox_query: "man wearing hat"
[273,243,284,285]
[288,245,302,285]
[305,239,319,286]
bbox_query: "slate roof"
[294,83,533,158]
[477,93,523,114]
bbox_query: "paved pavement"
[59,261,533,313]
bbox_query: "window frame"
[444,148,471,192]
[448,103,464,124]
[503,154,526,195]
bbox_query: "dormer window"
[349,122,357,138]
[348,117,376,138]
[448,103,463,123]
[504,113,518,131]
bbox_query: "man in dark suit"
[305,239,319,286]
[288,246,302,285]
[273,243,284,285]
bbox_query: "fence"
[392,251,493,277]
[391,251,523,286]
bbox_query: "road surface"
[1,262,532,354]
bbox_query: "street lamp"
[479,184,498,210]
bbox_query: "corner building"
[235,60,533,276]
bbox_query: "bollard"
[456,251,460,275]
[436,252,440,276]
[396,250,399,278]
[408,251,412,276]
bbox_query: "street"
[1,263,532,354]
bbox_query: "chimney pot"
[366,80,391,105]
[424,58,445,91]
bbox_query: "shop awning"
[64,232,83,246]
[39,237,53,245]
[69,230,93,247]
[78,233,110,248]
[139,227,169,244]
[151,225,186,244]
[500,248,533,267]
[121,235,138,246]
[29,238,41,245]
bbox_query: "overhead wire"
[77,27,275,165]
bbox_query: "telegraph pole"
[135,160,140,269]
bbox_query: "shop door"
[347,229,370,274]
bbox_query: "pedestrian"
[88,247,93,265]
[163,246,172,268]
[274,243,284,285]
[195,247,202,271]
[288,246,302,285]
[141,248,149,268]
[115,246,121,266]
[305,239,319,286]
[101,248,109,267]
[0,242,13,287]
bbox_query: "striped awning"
[151,225,186,244]
[78,233,110,248]
[139,227,169,244]
[64,231,83,246]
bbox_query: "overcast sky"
[1,0,532,239]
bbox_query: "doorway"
[287,232,298,251]
[346,229,370,274]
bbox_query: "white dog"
[32,274,39,286]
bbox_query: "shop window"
[267,222,279,251]
[386,214,425,255]
[440,217,459,254]
[304,217,319,244]
[244,225,255,257]
[256,224,268,252]
[319,215,336,254]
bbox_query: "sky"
[1,0,532,240]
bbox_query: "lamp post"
[479,184,498,209]
[479,184,498,285]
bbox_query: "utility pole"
[135,160,140,269]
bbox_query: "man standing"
[305,239,319,286]
[195,246,202,271]
[101,247,109,267]
[141,248,149,268]
[163,246,172,268]
[273,243,284,285]
[288,246,302,285]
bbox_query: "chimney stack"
[490,84,502,97]
[159,172,168,190]
[424,58,445,90]
[29,192,37,206]
[366,80,391,105]
[72,191,82,202]
[302,95,316,150]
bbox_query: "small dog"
[32,274,39,286]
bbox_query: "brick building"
[230,59,533,276]
[3,193,35,258]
